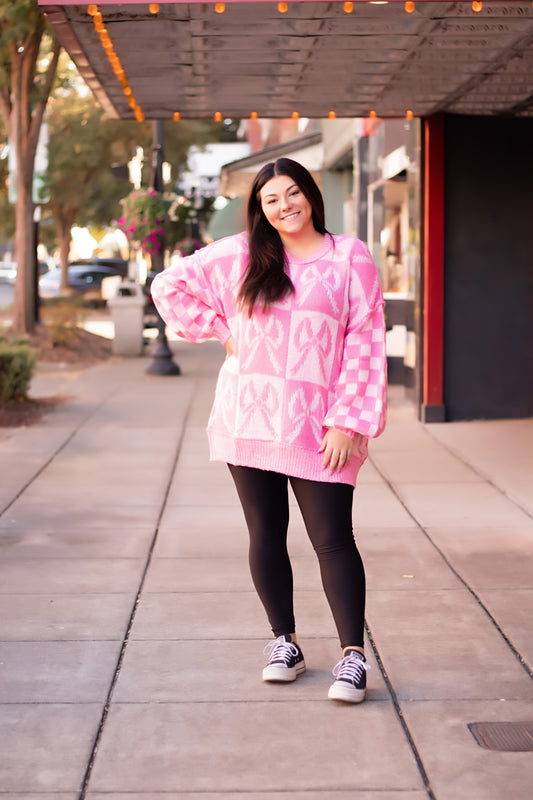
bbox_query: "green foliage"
[43,61,228,249]
[118,189,193,254]
[0,1,41,50]
[45,89,135,233]
[0,333,36,404]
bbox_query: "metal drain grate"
[468,722,533,752]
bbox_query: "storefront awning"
[206,196,246,241]
[40,2,533,120]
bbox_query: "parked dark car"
[39,263,126,305]
[70,257,128,277]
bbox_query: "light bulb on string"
[369,110,377,119]
[214,111,223,122]
[328,111,337,119]
[214,3,225,12]
[149,3,159,13]
[404,1,415,12]
[472,0,482,11]
[173,112,181,121]
[250,111,258,120]
[278,2,289,13]
[343,2,354,12]
[291,110,299,120]
[405,109,414,120]
[87,4,98,15]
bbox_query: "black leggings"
[228,465,366,649]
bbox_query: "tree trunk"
[56,208,75,290]
[12,170,36,333]
[5,23,60,334]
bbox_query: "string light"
[214,3,226,12]
[343,2,354,12]
[173,112,181,121]
[250,111,258,120]
[214,111,223,121]
[328,111,337,119]
[291,110,299,120]
[472,0,482,10]
[149,3,159,13]
[278,2,289,13]
[404,1,415,12]
[369,110,377,119]
[405,109,414,120]
[90,8,144,123]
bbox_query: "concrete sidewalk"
[0,340,532,800]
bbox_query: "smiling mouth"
[282,212,299,221]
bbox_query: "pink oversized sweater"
[151,232,387,486]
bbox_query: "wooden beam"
[421,113,445,422]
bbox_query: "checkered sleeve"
[150,246,231,345]
[324,252,388,439]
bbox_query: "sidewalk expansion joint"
[77,382,197,800]
[423,425,533,521]
[365,621,437,800]
[0,385,122,520]
[368,454,533,681]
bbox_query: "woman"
[151,158,387,703]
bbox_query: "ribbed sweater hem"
[207,430,365,487]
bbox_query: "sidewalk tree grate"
[468,722,533,752]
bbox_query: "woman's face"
[259,174,314,239]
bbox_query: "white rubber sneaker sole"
[328,681,366,703]
[262,660,306,683]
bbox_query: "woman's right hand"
[225,336,238,359]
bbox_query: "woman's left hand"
[319,428,354,473]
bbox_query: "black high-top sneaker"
[328,649,370,703]
[262,634,306,683]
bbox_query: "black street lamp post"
[145,120,181,376]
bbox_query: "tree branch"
[0,85,10,131]
[29,40,60,148]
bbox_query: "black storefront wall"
[443,115,533,421]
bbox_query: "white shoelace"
[263,636,299,664]
[332,653,371,683]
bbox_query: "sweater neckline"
[284,234,333,265]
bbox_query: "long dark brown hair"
[238,158,328,315]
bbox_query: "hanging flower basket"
[117,189,193,255]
